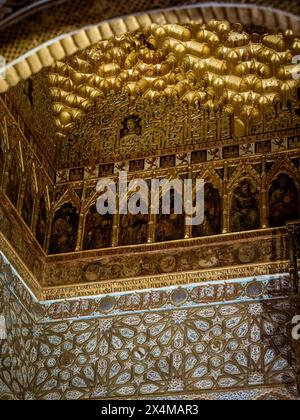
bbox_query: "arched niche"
[35,195,47,249]
[230,178,260,232]
[192,182,222,238]
[155,187,185,243]
[21,173,35,228]
[268,173,300,227]
[49,203,79,254]
[83,204,113,251]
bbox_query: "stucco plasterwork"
[0,250,300,400]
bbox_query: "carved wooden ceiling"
[4,20,300,171]
[49,22,300,139]
[1,1,299,30]
[0,0,68,28]
[1,3,300,193]
[1,1,300,62]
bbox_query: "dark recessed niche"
[160,155,176,168]
[99,164,114,177]
[191,150,207,164]
[69,168,84,182]
[129,159,145,172]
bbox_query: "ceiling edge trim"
[0,225,292,302]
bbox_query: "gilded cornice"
[0,242,292,315]
[55,141,300,181]
[0,222,294,301]
[42,261,291,301]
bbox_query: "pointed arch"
[228,164,261,233]
[267,156,300,186]
[35,194,48,249]
[53,188,82,213]
[21,170,35,228]
[5,153,22,208]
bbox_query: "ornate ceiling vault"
[0,2,300,401]
[0,8,299,297]
[49,21,300,142]
[1,1,300,93]
[4,20,300,170]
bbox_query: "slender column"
[45,211,53,254]
[31,195,40,233]
[287,223,300,293]
[17,173,26,213]
[222,161,229,234]
[2,154,11,192]
[261,156,268,229]
[184,167,193,239]
[111,183,119,247]
[111,213,119,247]
[75,211,85,252]
[148,172,157,244]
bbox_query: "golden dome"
[48,21,300,140]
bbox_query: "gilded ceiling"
[1,2,300,402]
[5,20,300,170]
[1,1,300,93]
[50,22,300,139]
[1,1,299,304]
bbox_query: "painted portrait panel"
[230,179,260,232]
[49,203,79,254]
[83,205,113,250]
[193,183,222,238]
[156,188,185,242]
[156,213,185,242]
[119,213,148,246]
[269,174,299,227]
[35,196,47,248]
[120,116,141,139]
